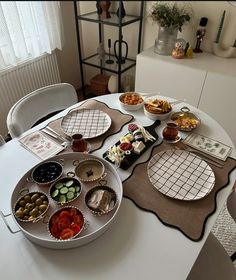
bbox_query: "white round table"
[0,93,235,280]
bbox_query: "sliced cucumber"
[52,189,59,198]
[75,186,81,193]
[65,180,74,187]
[55,182,64,189]
[60,187,68,194]
[68,187,76,193]
[66,191,75,200]
[59,195,66,203]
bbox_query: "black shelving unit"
[73,1,144,99]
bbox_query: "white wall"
[58,1,236,88]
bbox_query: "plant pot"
[154,26,178,55]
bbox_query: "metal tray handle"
[0,211,21,234]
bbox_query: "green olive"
[17,207,24,212]
[23,215,29,220]
[24,195,31,203]
[28,216,35,221]
[42,200,48,205]
[27,203,34,211]
[40,195,46,200]
[23,209,29,216]
[30,208,39,217]
[38,204,47,212]
[31,193,40,202]
[15,209,24,218]
[35,198,42,206]
[25,203,31,209]
[19,200,26,207]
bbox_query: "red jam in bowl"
[119,142,133,152]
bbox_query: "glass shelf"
[77,11,141,26]
[82,53,136,74]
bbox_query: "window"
[0,1,63,70]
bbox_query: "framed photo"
[183,133,232,161]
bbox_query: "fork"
[175,145,225,168]
[44,126,71,142]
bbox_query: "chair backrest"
[227,186,236,223]
[7,83,78,138]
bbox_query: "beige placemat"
[123,141,236,241]
[44,99,133,152]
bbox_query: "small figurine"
[186,45,193,58]
[172,39,185,59]
[194,17,208,53]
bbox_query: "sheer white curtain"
[0,1,63,70]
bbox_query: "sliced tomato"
[69,208,78,218]
[59,210,71,220]
[50,214,59,225]
[57,217,71,230]
[50,224,60,238]
[71,223,81,234]
[73,214,84,227]
[60,228,75,240]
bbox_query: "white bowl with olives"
[14,191,49,222]
[49,177,82,205]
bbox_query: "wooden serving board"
[103,120,161,170]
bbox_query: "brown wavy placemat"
[43,99,133,152]
[123,141,236,241]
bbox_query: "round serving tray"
[10,153,122,249]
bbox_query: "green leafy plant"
[149,2,192,32]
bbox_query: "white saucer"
[163,135,181,144]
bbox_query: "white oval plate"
[147,149,215,201]
[61,109,112,139]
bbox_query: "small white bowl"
[144,97,172,121]
[119,92,144,111]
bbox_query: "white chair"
[0,135,6,146]
[7,83,78,138]
[187,188,236,280]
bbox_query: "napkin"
[19,131,64,160]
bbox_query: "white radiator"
[0,52,61,137]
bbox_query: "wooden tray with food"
[103,120,161,170]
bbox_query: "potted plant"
[149,2,192,55]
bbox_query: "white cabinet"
[135,46,236,146]
[198,72,236,146]
[135,47,206,107]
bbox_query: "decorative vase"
[97,43,105,59]
[212,42,236,58]
[99,1,111,19]
[154,26,178,56]
[116,1,126,18]
[96,0,102,14]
